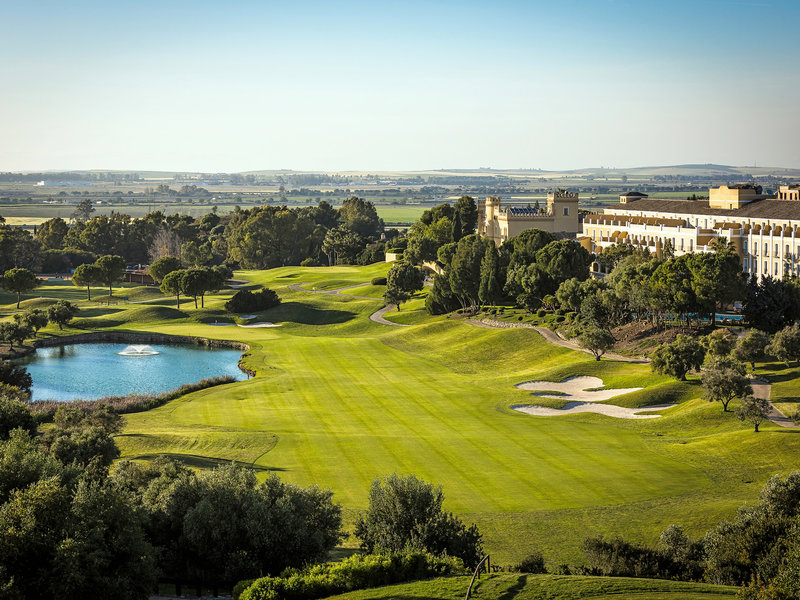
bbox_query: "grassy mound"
[321,573,736,600]
[17,297,60,310]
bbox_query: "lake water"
[19,343,247,402]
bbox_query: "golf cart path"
[369,304,409,327]
[467,317,647,363]
[752,380,799,429]
[288,282,408,326]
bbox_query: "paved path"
[467,318,647,363]
[752,380,799,429]
[369,304,409,327]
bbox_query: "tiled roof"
[606,198,800,220]
[507,207,543,215]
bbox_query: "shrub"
[536,309,546,318]
[371,277,387,286]
[355,474,483,569]
[225,287,281,313]
[555,308,565,316]
[518,316,524,321]
[237,551,465,600]
[555,315,565,323]
[28,375,237,422]
[300,257,319,267]
[514,552,547,574]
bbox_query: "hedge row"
[236,551,465,600]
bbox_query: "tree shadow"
[265,302,354,325]
[76,307,125,317]
[498,574,528,600]
[126,452,287,472]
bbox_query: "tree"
[322,226,364,266]
[181,241,211,268]
[0,396,36,440]
[651,335,706,381]
[93,255,125,298]
[478,243,502,306]
[71,263,102,301]
[148,256,182,283]
[578,327,616,360]
[35,218,69,250]
[15,308,48,337]
[0,322,30,352]
[736,395,770,432]
[556,278,583,313]
[70,198,95,222]
[453,196,478,239]
[2,268,38,309]
[354,473,483,569]
[339,196,383,238]
[687,244,746,325]
[160,270,185,309]
[0,360,32,393]
[47,300,79,330]
[733,330,770,372]
[703,328,736,357]
[742,276,800,333]
[702,356,752,412]
[180,268,210,309]
[384,262,424,310]
[768,324,800,367]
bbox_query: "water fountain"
[117,344,160,356]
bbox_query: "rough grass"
[322,573,736,600]
[17,265,800,567]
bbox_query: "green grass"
[322,573,736,600]
[11,265,800,567]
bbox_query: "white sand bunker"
[512,402,676,420]
[512,375,675,420]
[237,322,282,328]
[515,376,641,402]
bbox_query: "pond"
[18,343,247,402]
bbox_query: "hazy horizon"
[3,0,799,173]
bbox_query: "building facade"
[583,184,800,280]
[478,190,581,245]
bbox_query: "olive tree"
[736,395,771,432]
[702,356,752,412]
[651,335,706,381]
[46,300,79,330]
[578,326,616,361]
[384,262,424,311]
[733,330,770,372]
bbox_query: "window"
[786,244,791,255]
[563,207,569,216]
[776,243,780,255]
[689,239,693,251]
[775,263,779,276]
[743,240,749,253]
[680,238,685,250]
[743,258,749,270]
[764,261,768,272]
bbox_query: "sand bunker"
[515,376,642,402]
[512,402,676,420]
[237,322,282,328]
[512,375,675,420]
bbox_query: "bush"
[225,287,281,313]
[300,257,318,267]
[355,474,483,569]
[517,316,523,321]
[536,309,546,318]
[237,551,465,600]
[555,308,566,316]
[555,315,565,323]
[514,552,547,573]
[371,277,387,286]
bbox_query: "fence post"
[464,555,490,600]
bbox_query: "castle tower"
[547,190,579,232]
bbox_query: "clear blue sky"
[1,0,799,172]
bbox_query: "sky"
[1,0,799,173]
